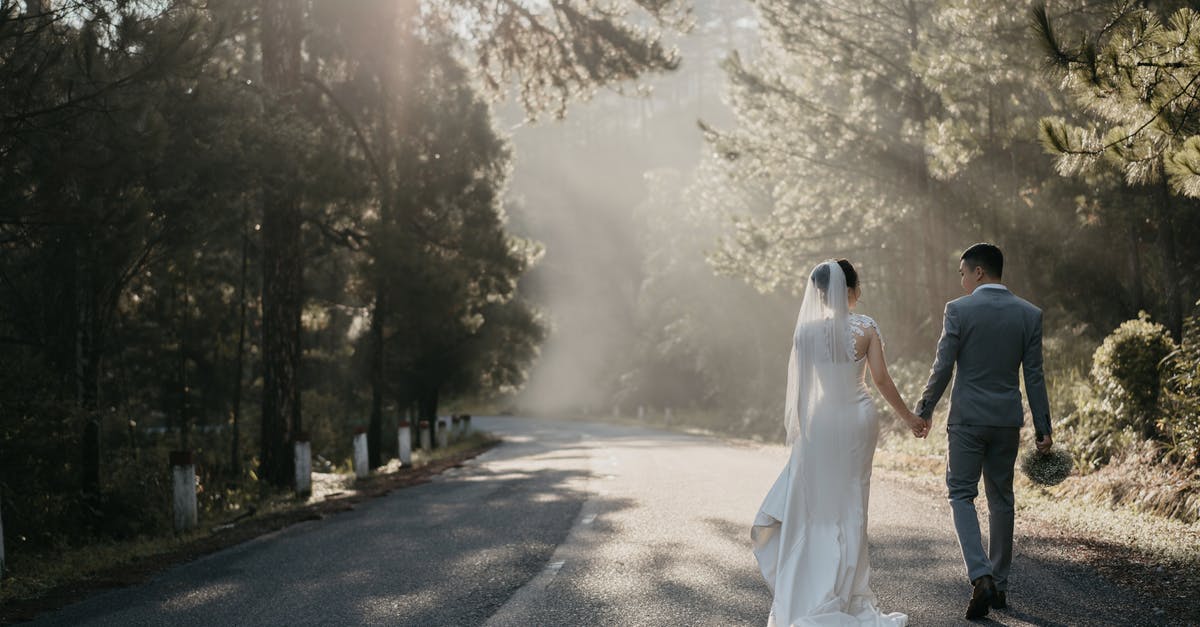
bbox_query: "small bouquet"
[1020,447,1073,486]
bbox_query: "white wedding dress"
[752,261,907,627]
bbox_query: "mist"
[503,3,766,418]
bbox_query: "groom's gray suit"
[916,284,1052,592]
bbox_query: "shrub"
[0,402,87,549]
[1091,313,1178,439]
[1057,397,1139,474]
[1164,303,1200,467]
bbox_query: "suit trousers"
[945,424,1020,590]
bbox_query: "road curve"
[33,416,1163,626]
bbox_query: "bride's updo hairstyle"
[810,259,859,303]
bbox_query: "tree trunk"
[1128,219,1145,315]
[368,288,386,468]
[177,278,191,452]
[259,0,305,488]
[231,204,250,478]
[25,0,51,17]
[418,387,439,447]
[903,3,944,330]
[366,47,397,469]
[78,236,101,494]
[1158,175,1183,340]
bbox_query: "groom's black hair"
[961,243,1003,279]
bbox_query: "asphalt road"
[34,417,1164,626]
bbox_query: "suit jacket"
[916,286,1052,436]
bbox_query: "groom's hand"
[1036,432,1053,453]
[903,412,929,438]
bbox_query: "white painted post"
[612,404,619,418]
[449,416,460,443]
[419,420,432,452]
[437,417,449,448]
[294,434,312,498]
[665,407,673,425]
[353,428,369,479]
[637,405,645,420]
[398,420,412,467]
[170,451,198,533]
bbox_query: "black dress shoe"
[991,591,1007,610]
[966,575,996,620]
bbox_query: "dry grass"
[1057,440,1200,524]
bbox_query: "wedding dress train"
[752,277,907,627]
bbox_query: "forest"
[0,0,684,554]
[1,0,1199,586]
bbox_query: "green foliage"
[300,390,358,465]
[615,164,796,434]
[1057,398,1139,473]
[1056,308,1200,484]
[1,0,686,562]
[439,0,688,118]
[1091,313,1178,438]
[0,402,85,549]
[1036,3,1200,197]
[700,0,1167,360]
[1036,1,1200,338]
[1164,303,1200,466]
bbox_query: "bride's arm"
[865,329,927,436]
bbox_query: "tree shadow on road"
[486,512,772,626]
[33,461,632,627]
[868,526,1162,627]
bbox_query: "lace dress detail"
[847,313,882,362]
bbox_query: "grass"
[0,430,500,622]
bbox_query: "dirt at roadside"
[1016,525,1198,624]
[875,462,1200,625]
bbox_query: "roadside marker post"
[398,420,412,466]
[419,420,432,452]
[353,428,369,479]
[294,433,312,498]
[170,450,198,533]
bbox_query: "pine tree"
[1037,1,1200,337]
[248,0,687,483]
[0,0,240,493]
[257,0,306,489]
[702,0,1138,350]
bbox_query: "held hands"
[901,410,929,439]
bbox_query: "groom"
[915,243,1053,620]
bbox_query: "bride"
[752,259,925,626]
